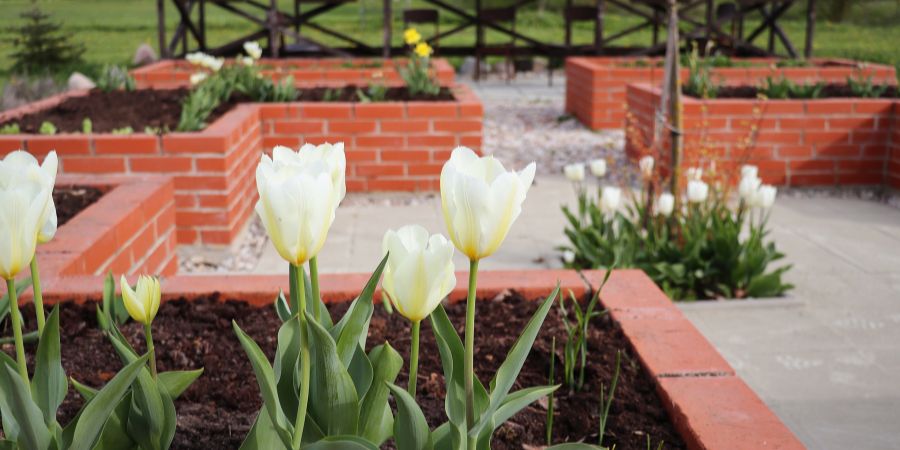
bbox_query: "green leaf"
[0,364,52,450]
[90,392,136,450]
[547,444,603,450]
[331,255,387,364]
[306,310,360,436]
[387,384,432,450]
[69,354,150,450]
[274,290,292,322]
[0,339,22,441]
[158,381,178,450]
[232,321,294,449]
[239,411,289,450]
[429,305,489,429]
[491,385,559,427]
[31,305,67,428]
[358,343,402,445]
[348,346,374,401]
[272,317,302,421]
[472,286,560,437]
[303,436,379,450]
[0,439,16,450]
[158,368,204,399]
[70,377,98,401]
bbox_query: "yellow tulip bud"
[121,275,161,325]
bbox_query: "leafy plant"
[95,272,130,332]
[81,118,92,134]
[0,123,21,135]
[7,6,85,75]
[558,271,611,390]
[847,75,889,98]
[356,84,387,103]
[177,73,234,131]
[400,28,440,98]
[111,126,133,135]
[322,87,342,102]
[790,81,824,99]
[683,49,719,99]
[546,336,556,445]
[39,121,57,135]
[95,65,136,92]
[0,278,37,345]
[761,76,823,99]
[597,351,621,445]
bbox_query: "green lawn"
[0,0,898,83]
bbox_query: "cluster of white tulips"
[186,41,263,86]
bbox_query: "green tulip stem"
[143,323,158,379]
[309,257,320,322]
[6,278,29,387]
[291,263,311,449]
[30,258,45,333]
[464,258,479,449]
[408,320,421,398]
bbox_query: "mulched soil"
[4,293,684,450]
[2,86,455,134]
[54,185,105,226]
[693,83,899,99]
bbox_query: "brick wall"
[38,175,177,278]
[890,106,900,189]
[625,83,899,187]
[132,58,456,89]
[566,57,898,131]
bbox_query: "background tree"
[7,5,85,75]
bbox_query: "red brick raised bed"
[40,174,177,279]
[625,83,899,187]
[0,85,483,245]
[566,56,897,130]
[131,57,456,89]
[25,268,803,449]
[890,117,900,189]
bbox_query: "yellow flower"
[414,42,433,58]
[121,275,161,325]
[404,28,421,45]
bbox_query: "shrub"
[683,49,720,99]
[400,28,441,97]
[7,6,85,75]
[847,74,889,98]
[95,65,136,92]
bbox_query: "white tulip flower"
[190,72,208,85]
[753,185,777,209]
[185,52,207,66]
[656,193,675,217]
[589,159,607,178]
[639,156,654,179]
[741,165,759,180]
[738,175,762,202]
[243,41,263,60]
[0,151,58,279]
[120,275,161,325]
[564,163,585,182]
[440,147,535,261]
[685,167,703,181]
[599,187,622,215]
[255,145,345,265]
[1,151,58,244]
[686,180,709,203]
[562,250,575,264]
[381,225,456,322]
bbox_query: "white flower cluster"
[738,165,777,209]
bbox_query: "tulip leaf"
[158,368,204,400]
[475,385,559,445]
[304,266,332,328]
[0,348,22,441]
[386,383,433,450]
[70,377,98,401]
[69,354,150,450]
[0,277,31,325]
[0,439,15,450]
[429,305,489,427]
[89,392,136,450]
[239,411,289,450]
[333,296,373,368]
[306,310,360,436]
[303,436,379,450]
[358,343,402,445]
[31,305,67,428]
[547,444,603,450]
[272,317,302,421]
[103,329,164,450]
[471,286,560,438]
[274,290,292,322]
[158,381,178,450]
[232,321,294,449]
[0,364,52,450]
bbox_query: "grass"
[0,0,898,84]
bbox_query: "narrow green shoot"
[546,335,556,446]
[598,350,622,446]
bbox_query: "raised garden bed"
[37,174,177,278]
[131,58,456,90]
[566,56,897,130]
[20,269,803,449]
[0,85,483,245]
[625,82,900,187]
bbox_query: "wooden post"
[804,0,816,58]
[157,0,168,58]
[269,0,280,57]
[664,0,683,198]
[595,0,604,54]
[199,0,206,50]
[382,0,391,58]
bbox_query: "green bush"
[683,49,720,99]
[95,65,136,92]
[7,6,85,75]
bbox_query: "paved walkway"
[251,75,900,449]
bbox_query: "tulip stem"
[309,257,320,322]
[464,258,479,449]
[6,278,30,388]
[30,259,45,333]
[143,323,157,379]
[290,263,311,449]
[408,320,421,398]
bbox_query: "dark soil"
[693,83,899,99]
[4,293,683,450]
[2,86,455,134]
[54,185,105,226]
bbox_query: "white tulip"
[255,145,344,265]
[243,41,263,60]
[562,250,575,264]
[206,56,224,72]
[639,156,654,179]
[685,167,703,181]
[599,187,622,215]
[239,56,255,67]
[185,52,207,66]
[589,159,607,178]
[190,72,208,85]
[120,275,161,325]
[753,185,777,209]
[686,180,709,203]
[656,193,675,217]
[738,175,761,202]
[563,163,585,182]
[0,158,54,280]
[293,143,347,204]
[1,151,58,244]
[440,147,535,261]
[741,165,758,180]
[381,225,456,322]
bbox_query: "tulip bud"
[753,185,777,209]
[589,159,607,178]
[639,156,654,179]
[382,225,456,322]
[738,175,762,202]
[243,41,263,60]
[685,167,703,181]
[656,193,675,217]
[0,151,56,279]
[255,144,345,265]
[599,187,622,215]
[686,180,709,203]
[441,147,535,261]
[741,165,758,180]
[120,275,161,325]
[562,250,575,264]
[563,163,585,182]
[190,72,208,85]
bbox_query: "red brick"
[381,120,430,132]
[368,179,417,191]
[0,137,25,152]
[131,156,193,173]
[355,104,404,119]
[790,159,833,172]
[433,120,482,133]
[27,136,91,155]
[357,136,404,147]
[301,104,352,119]
[355,163,404,177]
[272,120,324,134]
[407,103,458,117]
[329,120,376,133]
[94,135,160,154]
[790,173,835,185]
[63,157,126,174]
[381,150,429,162]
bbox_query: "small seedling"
[0,123,20,134]
[39,121,57,135]
[322,87,342,102]
[847,75,888,98]
[96,272,131,332]
[82,117,92,134]
[598,350,622,446]
[111,126,134,135]
[546,336,556,445]
[558,269,613,389]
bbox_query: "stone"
[458,56,477,76]
[67,72,95,90]
[132,43,158,66]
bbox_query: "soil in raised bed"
[689,83,898,99]
[2,86,455,134]
[4,293,684,450]
[54,185,105,226]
